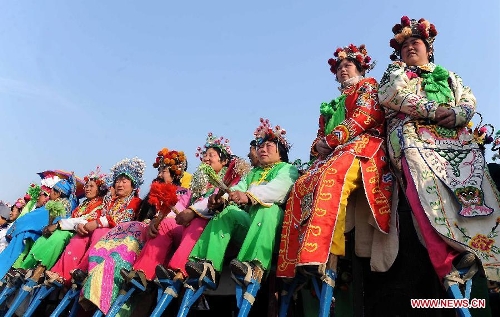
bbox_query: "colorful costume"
[14,176,80,270]
[190,161,299,272]
[378,16,500,283]
[48,159,144,286]
[278,45,393,278]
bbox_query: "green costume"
[189,162,299,272]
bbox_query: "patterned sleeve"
[449,71,476,127]
[188,188,216,219]
[378,62,439,120]
[325,78,384,148]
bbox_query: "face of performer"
[248,145,260,167]
[336,59,363,84]
[84,180,99,200]
[49,188,62,201]
[36,192,50,207]
[257,141,282,166]
[158,167,174,184]
[202,147,227,173]
[10,206,21,222]
[114,175,134,198]
[401,37,431,66]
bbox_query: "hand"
[148,218,160,238]
[434,106,456,128]
[228,191,249,206]
[315,139,332,158]
[84,221,98,233]
[175,209,196,226]
[42,223,58,237]
[207,193,224,211]
[75,223,89,236]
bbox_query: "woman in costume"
[11,169,106,280]
[0,176,71,281]
[184,119,298,315]
[278,43,393,291]
[78,149,190,314]
[378,15,500,303]
[45,158,144,287]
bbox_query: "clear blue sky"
[1,0,499,202]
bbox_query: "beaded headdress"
[110,157,146,189]
[153,148,187,178]
[327,44,374,74]
[254,118,291,151]
[389,16,437,61]
[195,132,232,160]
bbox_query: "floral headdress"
[40,173,61,195]
[327,44,374,74]
[254,118,291,151]
[110,157,146,189]
[14,198,26,209]
[195,132,233,160]
[389,16,438,61]
[153,148,187,178]
[84,166,107,191]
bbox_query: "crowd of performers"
[1,15,500,317]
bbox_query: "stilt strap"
[443,263,478,291]
[320,273,336,288]
[197,262,216,288]
[243,292,256,305]
[231,262,253,287]
[164,287,178,298]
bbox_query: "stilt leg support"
[150,279,182,317]
[49,285,81,317]
[23,283,60,317]
[177,277,210,317]
[4,279,39,317]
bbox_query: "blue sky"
[1,0,499,202]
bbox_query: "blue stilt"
[150,279,183,317]
[4,279,41,317]
[105,288,137,317]
[278,274,308,317]
[92,309,104,316]
[445,267,474,317]
[24,282,61,317]
[177,276,214,317]
[234,277,261,317]
[49,286,80,317]
[318,269,336,317]
[0,274,26,307]
[0,283,18,306]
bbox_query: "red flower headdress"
[195,133,233,160]
[389,16,438,60]
[83,166,107,188]
[327,44,374,74]
[254,118,291,150]
[153,148,187,178]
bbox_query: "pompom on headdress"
[327,44,374,74]
[40,173,61,196]
[153,148,187,178]
[254,118,291,151]
[110,157,146,189]
[195,132,233,160]
[389,16,438,61]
